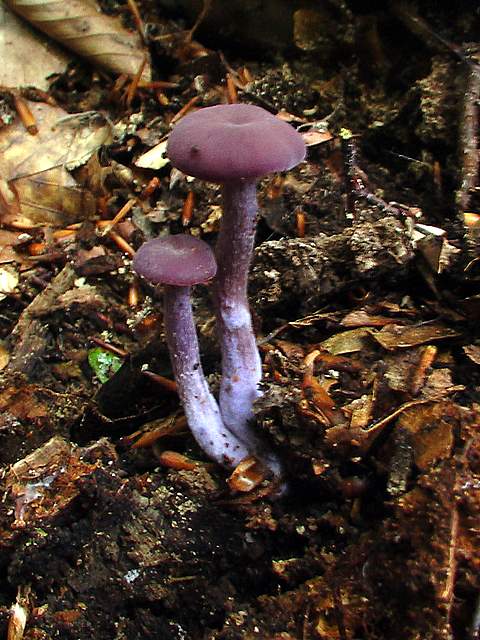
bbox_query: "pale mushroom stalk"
[163,283,252,467]
[214,179,262,438]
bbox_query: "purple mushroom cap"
[133,234,217,286]
[166,103,306,182]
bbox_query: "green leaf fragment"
[88,347,123,383]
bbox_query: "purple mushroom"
[167,104,306,443]
[132,234,252,469]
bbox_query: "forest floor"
[0,1,479,639]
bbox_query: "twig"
[186,0,212,41]
[391,3,468,62]
[340,129,403,218]
[90,337,127,358]
[126,0,146,44]
[390,4,480,217]
[457,49,480,214]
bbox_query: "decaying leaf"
[134,140,169,170]
[397,402,454,469]
[0,3,71,90]
[0,343,10,370]
[372,323,460,351]
[4,437,118,528]
[320,327,372,355]
[0,265,19,300]
[4,0,151,80]
[0,101,111,225]
[464,344,480,365]
[341,309,400,327]
[7,594,28,640]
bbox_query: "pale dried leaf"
[0,101,111,225]
[134,140,169,170]
[373,323,460,351]
[7,601,27,640]
[0,266,19,300]
[341,309,399,328]
[463,344,480,365]
[0,343,10,370]
[320,328,372,355]
[0,4,71,90]
[4,0,151,80]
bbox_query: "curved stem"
[164,285,251,468]
[214,180,263,440]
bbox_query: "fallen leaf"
[0,101,111,225]
[0,265,19,300]
[4,0,151,80]
[397,402,454,469]
[134,140,169,170]
[0,3,71,89]
[463,344,480,365]
[341,309,400,328]
[373,323,460,351]
[320,328,372,355]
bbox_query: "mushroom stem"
[214,179,263,440]
[163,284,251,468]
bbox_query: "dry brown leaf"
[5,436,99,527]
[0,343,10,370]
[0,229,32,265]
[0,3,71,89]
[0,101,111,225]
[320,328,372,355]
[4,0,151,80]
[463,344,480,365]
[421,368,465,401]
[397,402,454,470]
[341,309,400,328]
[373,323,460,351]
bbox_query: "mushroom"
[132,234,252,469]
[167,103,306,443]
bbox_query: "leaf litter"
[0,2,479,639]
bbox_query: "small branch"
[457,49,480,214]
[340,129,405,218]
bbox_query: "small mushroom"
[167,103,306,444]
[133,234,252,469]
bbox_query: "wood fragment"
[295,208,306,237]
[90,337,127,358]
[181,191,195,227]
[108,230,135,256]
[126,0,145,43]
[142,369,177,393]
[457,50,480,214]
[98,198,136,236]
[226,73,238,103]
[13,94,38,135]
[171,96,201,124]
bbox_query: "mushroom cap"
[167,104,306,182]
[133,234,217,286]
